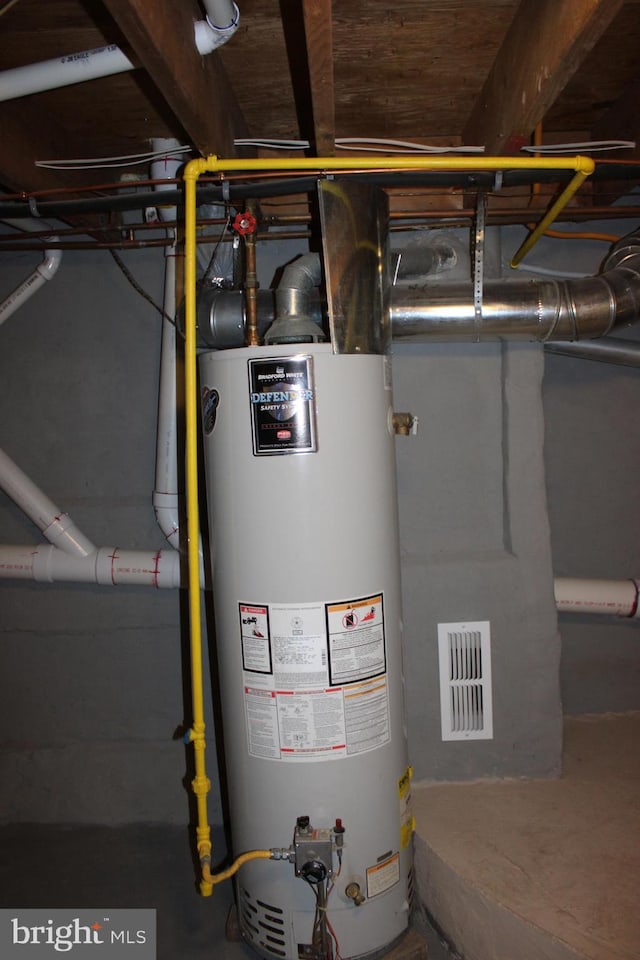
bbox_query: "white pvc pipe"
[0,220,62,326]
[0,45,135,102]
[150,142,182,550]
[0,544,181,588]
[202,0,238,28]
[0,448,95,557]
[554,577,640,619]
[153,239,180,549]
[194,1,240,54]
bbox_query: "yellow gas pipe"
[181,152,595,894]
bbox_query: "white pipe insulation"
[554,577,640,619]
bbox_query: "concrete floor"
[6,715,633,959]
[413,713,640,960]
[0,822,450,960]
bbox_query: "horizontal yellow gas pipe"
[181,151,595,895]
[188,154,593,175]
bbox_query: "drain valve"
[345,881,366,906]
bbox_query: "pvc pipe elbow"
[152,492,180,548]
[36,245,62,281]
[194,7,240,56]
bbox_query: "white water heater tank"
[200,342,413,960]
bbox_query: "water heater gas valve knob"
[293,816,344,882]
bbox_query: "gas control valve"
[293,815,344,883]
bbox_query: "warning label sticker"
[366,853,400,899]
[344,677,391,754]
[239,604,272,674]
[398,766,415,850]
[270,603,328,689]
[244,687,279,759]
[240,597,390,762]
[326,594,386,685]
[278,688,346,758]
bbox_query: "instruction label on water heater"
[248,355,316,455]
[240,595,390,761]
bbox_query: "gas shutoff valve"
[293,815,344,883]
[392,412,419,436]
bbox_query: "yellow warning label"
[398,765,413,800]
[398,765,415,850]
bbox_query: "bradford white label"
[0,909,156,957]
[248,356,317,455]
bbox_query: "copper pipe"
[243,202,260,347]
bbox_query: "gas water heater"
[199,184,413,960]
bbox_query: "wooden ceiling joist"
[102,0,250,157]
[463,0,625,154]
[301,0,335,156]
[592,77,640,206]
[0,100,111,198]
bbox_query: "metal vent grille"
[438,621,493,741]
[239,888,287,957]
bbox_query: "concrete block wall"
[4,222,629,825]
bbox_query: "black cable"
[109,249,175,326]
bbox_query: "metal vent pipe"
[194,236,640,350]
[390,239,640,342]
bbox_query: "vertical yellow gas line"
[180,152,594,896]
[184,156,216,895]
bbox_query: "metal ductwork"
[265,252,326,343]
[390,236,640,342]
[195,234,640,350]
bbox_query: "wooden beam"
[102,0,250,156]
[463,0,624,154]
[302,0,335,156]
[592,78,640,205]
[0,100,106,197]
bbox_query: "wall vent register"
[438,621,493,741]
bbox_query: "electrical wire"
[199,207,232,284]
[0,0,21,17]
[234,138,311,150]
[35,145,191,171]
[335,137,485,154]
[304,878,325,957]
[325,916,342,960]
[109,249,176,325]
[521,139,636,154]
[232,137,486,154]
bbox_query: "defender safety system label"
[248,355,317,455]
[239,595,390,761]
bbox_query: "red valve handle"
[233,211,257,235]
